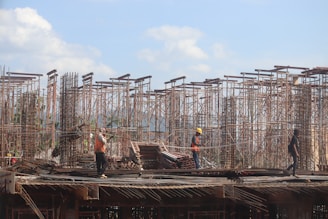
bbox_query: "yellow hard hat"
[196,128,202,134]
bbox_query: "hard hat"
[196,128,202,134]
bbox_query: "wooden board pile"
[160,151,195,169]
[317,164,328,172]
[138,145,161,169]
[7,159,56,175]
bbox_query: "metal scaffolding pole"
[1,64,328,172]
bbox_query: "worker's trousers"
[287,153,297,176]
[192,151,200,169]
[95,152,108,176]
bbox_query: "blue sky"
[1,0,327,89]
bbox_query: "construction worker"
[287,129,300,176]
[94,128,108,178]
[191,128,202,169]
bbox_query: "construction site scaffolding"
[1,65,328,171]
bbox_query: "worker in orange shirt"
[191,128,202,169]
[94,128,108,178]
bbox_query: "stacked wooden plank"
[108,156,140,170]
[7,159,56,175]
[129,142,195,170]
[317,164,328,172]
[77,153,95,168]
[160,151,194,169]
[138,144,161,169]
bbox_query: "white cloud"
[137,48,158,63]
[146,25,203,41]
[137,25,235,84]
[0,7,115,79]
[144,25,208,59]
[189,64,211,73]
[15,8,52,30]
[172,39,207,59]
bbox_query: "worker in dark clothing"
[191,128,203,169]
[287,129,300,176]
